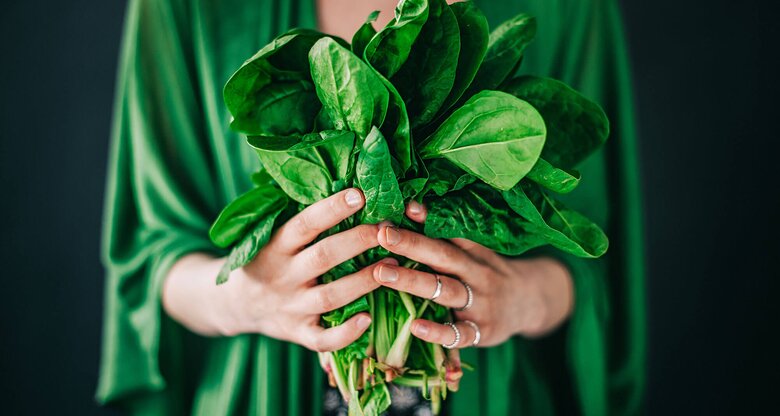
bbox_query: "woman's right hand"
[164,188,391,353]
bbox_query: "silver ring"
[441,322,461,349]
[462,320,481,347]
[429,274,443,301]
[455,280,473,311]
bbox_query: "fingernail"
[413,322,429,337]
[378,220,394,229]
[345,189,362,207]
[357,315,371,330]
[380,257,399,266]
[385,226,401,246]
[378,265,398,282]
[408,200,423,215]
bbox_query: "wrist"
[162,253,242,337]
[212,265,252,336]
[509,257,574,338]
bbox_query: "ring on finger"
[429,274,443,301]
[454,280,473,311]
[463,320,481,347]
[442,321,461,349]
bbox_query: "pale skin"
[163,0,574,354]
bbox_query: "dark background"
[1,0,778,414]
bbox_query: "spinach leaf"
[249,131,355,204]
[399,150,429,200]
[352,11,379,59]
[309,37,390,138]
[501,75,610,168]
[463,14,536,98]
[377,77,412,173]
[526,158,581,194]
[424,184,548,255]
[391,0,460,128]
[224,29,346,136]
[435,1,489,116]
[419,90,546,191]
[215,198,288,284]
[364,0,429,78]
[421,159,475,197]
[502,182,609,257]
[250,169,275,187]
[356,127,405,224]
[227,80,320,136]
[208,183,288,248]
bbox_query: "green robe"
[97,0,645,414]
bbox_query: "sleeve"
[96,0,223,411]
[550,1,647,414]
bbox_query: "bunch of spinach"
[209,1,610,414]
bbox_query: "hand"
[371,201,575,348]
[216,188,390,352]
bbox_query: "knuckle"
[327,195,344,216]
[439,245,459,264]
[310,335,330,353]
[314,287,336,312]
[291,214,311,235]
[404,231,420,250]
[356,225,377,246]
[475,264,493,279]
[309,244,331,269]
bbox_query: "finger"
[406,201,497,263]
[292,224,380,281]
[410,319,478,349]
[378,226,479,276]
[405,200,427,223]
[302,313,372,353]
[373,264,470,309]
[301,258,396,314]
[449,238,500,263]
[272,188,365,253]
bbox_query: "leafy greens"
[210,1,611,414]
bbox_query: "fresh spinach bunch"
[209,1,610,414]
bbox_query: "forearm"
[162,253,237,336]
[511,257,575,338]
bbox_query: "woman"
[97,0,645,415]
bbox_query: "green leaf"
[223,29,346,136]
[463,14,536,98]
[502,182,609,258]
[309,37,390,138]
[215,199,288,284]
[359,381,391,415]
[227,80,320,136]
[356,127,405,223]
[250,170,275,187]
[526,158,581,194]
[377,77,412,174]
[352,10,379,58]
[421,159,475,197]
[435,1,489,115]
[391,0,460,128]
[424,185,548,255]
[364,0,429,78]
[208,184,287,248]
[419,90,546,191]
[322,296,370,326]
[250,131,356,204]
[501,75,610,168]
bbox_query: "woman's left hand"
[373,201,576,348]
